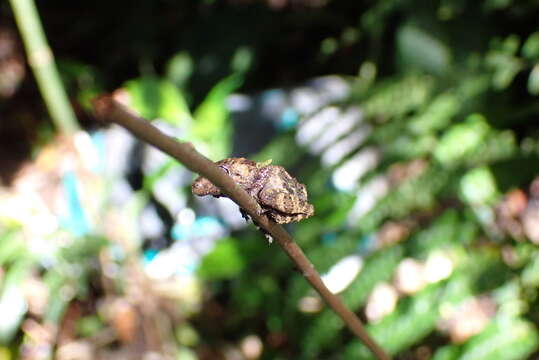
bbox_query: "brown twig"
[92,94,391,360]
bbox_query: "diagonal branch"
[92,94,390,360]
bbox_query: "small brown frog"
[192,157,314,224]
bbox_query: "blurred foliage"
[2,0,539,359]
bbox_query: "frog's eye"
[219,165,230,175]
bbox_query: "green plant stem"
[9,0,79,134]
[92,94,391,360]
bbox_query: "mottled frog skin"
[192,157,314,224]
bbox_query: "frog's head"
[192,175,221,196]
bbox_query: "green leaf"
[434,114,490,166]
[343,245,404,308]
[345,284,442,358]
[459,167,499,205]
[166,52,194,89]
[485,51,524,90]
[253,133,304,167]
[76,315,104,338]
[0,230,26,265]
[0,347,11,360]
[362,74,433,118]
[43,269,70,324]
[528,64,539,95]
[0,287,26,343]
[142,159,180,191]
[483,0,512,11]
[459,319,539,360]
[407,210,462,257]
[358,165,446,232]
[521,251,539,288]
[523,32,539,60]
[432,345,461,360]
[198,237,246,280]
[191,73,243,159]
[397,23,452,75]
[302,246,404,357]
[408,92,459,134]
[230,46,253,74]
[0,257,34,343]
[463,130,516,166]
[124,77,191,126]
[501,34,521,56]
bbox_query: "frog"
[192,157,314,224]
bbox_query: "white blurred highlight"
[424,252,453,283]
[298,295,323,313]
[296,107,339,146]
[322,124,371,167]
[394,258,427,294]
[240,335,263,359]
[308,107,362,154]
[321,255,363,294]
[365,283,399,322]
[332,147,380,192]
[347,175,389,226]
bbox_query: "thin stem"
[9,0,79,134]
[92,94,391,360]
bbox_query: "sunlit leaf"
[362,74,433,117]
[434,114,490,166]
[0,258,34,343]
[459,319,539,360]
[408,93,459,134]
[0,230,26,265]
[460,167,499,205]
[302,246,404,356]
[124,77,191,126]
[345,284,442,358]
[191,73,243,159]
[432,345,461,360]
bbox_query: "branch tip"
[91,94,114,121]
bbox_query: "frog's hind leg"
[258,187,298,215]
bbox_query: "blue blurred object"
[357,232,376,254]
[142,248,159,264]
[108,243,125,261]
[278,107,299,131]
[60,170,90,236]
[321,232,337,246]
[171,216,224,241]
[90,131,106,173]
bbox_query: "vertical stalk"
[9,0,79,134]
